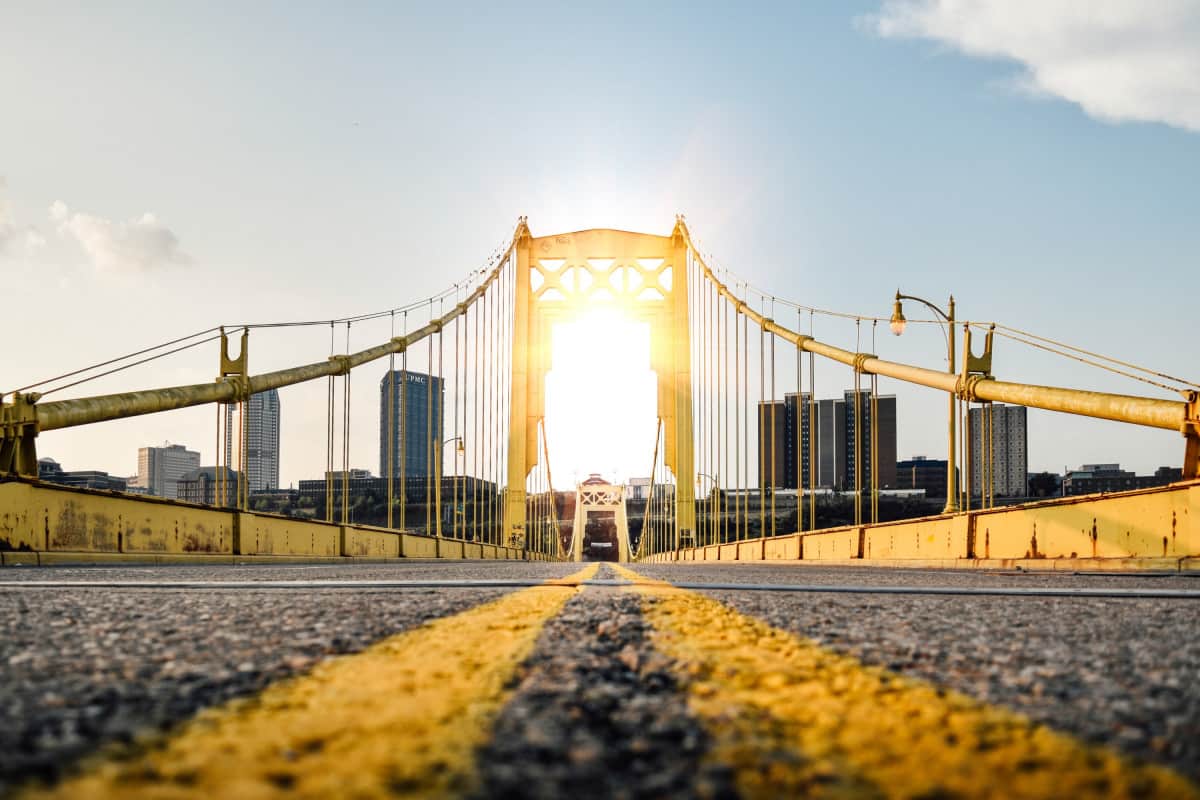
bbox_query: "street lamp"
[695,472,719,545]
[437,436,466,538]
[890,290,959,514]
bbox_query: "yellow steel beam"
[678,221,1189,435]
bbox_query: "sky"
[3,1,1198,488]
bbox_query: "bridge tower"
[504,220,695,554]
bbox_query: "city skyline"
[4,3,1196,487]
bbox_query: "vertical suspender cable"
[692,253,700,548]
[742,292,749,541]
[483,279,491,545]
[214,402,221,507]
[965,396,974,513]
[796,307,802,533]
[853,320,862,527]
[325,322,335,523]
[341,323,351,526]
[733,292,741,541]
[960,394,968,512]
[483,277,492,544]
[400,311,408,532]
[388,312,396,529]
[770,307,777,539]
[453,297,460,539]
[723,287,730,544]
[758,298,766,539]
[494,269,502,547]
[435,299,444,538]
[729,284,739,542]
[426,300,433,535]
[462,285,470,532]
[238,401,248,507]
[808,311,817,532]
[991,404,997,507]
[988,403,996,508]
[473,291,480,542]
[871,320,879,525]
[700,273,710,544]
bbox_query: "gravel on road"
[633,562,1200,590]
[0,584,509,794]
[704,588,1200,783]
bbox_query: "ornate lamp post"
[890,291,958,513]
[437,436,466,537]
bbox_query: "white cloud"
[864,1,1200,132]
[50,200,190,273]
[0,178,46,260]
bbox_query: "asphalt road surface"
[2,560,1197,798]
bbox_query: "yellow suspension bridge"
[2,219,1200,798]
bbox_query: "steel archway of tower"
[504,222,695,552]
[571,479,633,562]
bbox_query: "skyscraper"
[816,397,843,490]
[758,390,896,492]
[135,443,201,499]
[757,400,788,490]
[758,393,815,490]
[379,370,444,478]
[221,390,281,493]
[245,390,281,492]
[970,404,1028,497]
[842,389,897,494]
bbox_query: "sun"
[543,308,658,486]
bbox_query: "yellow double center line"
[25,564,598,799]
[612,564,1197,799]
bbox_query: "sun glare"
[544,309,657,486]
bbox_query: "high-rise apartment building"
[136,443,201,499]
[379,370,444,478]
[816,397,843,490]
[969,404,1027,497]
[758,390,896,492]
[246,390,281,492]
[221,390,281,493]
[757,400,789,490]
[757,393,815,490]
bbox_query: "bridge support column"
[504,221,535,546]
[669,224,696,556]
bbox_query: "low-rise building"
[135,443,201,499]
[626,477,651,501]
[1062,464,1182,496]
[177,467,240,506]
[895,457,958,498]
[38,458,128,491]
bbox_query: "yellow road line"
[613,564,1197,800]
[24,564,599,799]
